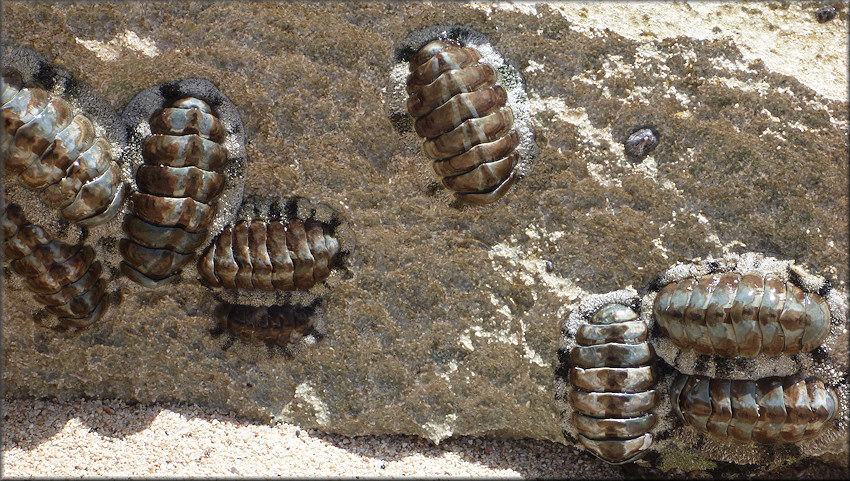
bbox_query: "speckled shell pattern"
[214,302,315,346]
[120,97,229,288]
[406,39,520,205]
[672,374,838,444]
[1,68,125,226]
[2,203,108,328]
[653,272,831,357]
[569,304,659,464]
[198,218,339,291]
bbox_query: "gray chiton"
[2,202,108,328]
[672,373,838,445]
[569,304,659,464]
[214,301,317,346]
[653,272,831,357]
[2,67,125,227]
[405,38,520,205]
[119,80,245,289]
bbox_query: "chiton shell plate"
[2,47,127,227]
[391,25,537,206]
[119,79,246,288]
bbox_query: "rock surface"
[3,0,848,472]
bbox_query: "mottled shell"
[569,304,659,464]
[623,127,660,161]
[1,68,125,226]
[2,203,108,328]
[653,272,831,357]
[406,39,519,205]
[214,302,316,346]
[672,374,838,444]
[198,218,340,291]
[121,96,229,288]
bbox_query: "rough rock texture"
[3,0,848,474]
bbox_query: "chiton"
[672,373,838,444]
[214,301,317,346]
[2,202,108,328]
[1,67,125,226]
[405,38,520,205]
[198,218,340,291]
[569,304,659,464]
[120,86,241,289]
[653,272,831,357]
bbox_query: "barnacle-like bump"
[623,127,660,161]
[214,301,317,346]
[816,6,837,23]
[2,202,108,328]
[672,373,838,444]
[121,94,233,287]
[653,272,831,357]
[569,304,659,464]
[405,39,520,205]
[198,218,340,291]
[1,68,125,226]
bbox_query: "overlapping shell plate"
[555,289,666,465]
[213,299,322,349]
[637,252,848,466]
[672,373,838,445]
[196,195,352,308]
[643,252,845,380]
[389,25,538,206]
[118,79,246,289]
[2,47,127,229]
[3,202,109,329]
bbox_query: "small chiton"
[2,60,125,227]
[569,304,659,464]
[197,196,342,291]
[2,202,108,328]
[119,80,245,288]
[214,301,317,346]
[672,373,838,444]
[653,272,831,357]
[400,27,535,205]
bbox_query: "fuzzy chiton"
[2,203,108,328]
[1,65,125,227]
[214,301,318,346]
[569,304,659,464]
[119,80,245,288]
[653,272,831,358]
[672,373,839,444]
[403,33,529,205]
[198,196,342,291]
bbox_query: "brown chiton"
[653,272,831,357]
[569,304,659,464]
[2,202,108,328]
[405,38,520,205]
[120,95,231,288]
[214,301,317,346]
[1,67,125,226]
[672,373,838,444]
[198,217,340,292]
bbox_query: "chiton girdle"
[2,202,109,328]
[395,26,537,206]
[119,79,246,289]
[2,48,127,227]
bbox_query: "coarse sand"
[2,397,621,478]
[3,397,849,479]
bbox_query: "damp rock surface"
[3,1,848,474]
